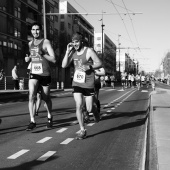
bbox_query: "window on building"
[97,37,101,40]
[97,44,101,47]
[60,22,64,30]
[30,0,38,4]
[68,23,71,29]
[55,2,59,9]
[55,16,58,22]
[61,15,64,19]
[14,7,21,19]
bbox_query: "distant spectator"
[12,65,19,90]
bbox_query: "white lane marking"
[141,90,148,92]
[117,103,120,105]
[60,138,74,144]
[107,110,112,112]
[36,137,52,143]
[106,89,116,91]
[37,151,56,161]
[104,105,108,107]
[89,113,93,115]
[102,113,107,116]
[111,107,115,110]
[72,120,78,124]
[76,130,81,134]
[140,118,148,170]
[7,149,29,159]
[56,128,68,133]
[118,89,124,91]
[108,89,134,106]
[87,123,95,126]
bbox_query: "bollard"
[57,82,59,89]
[61,82,64,89]
[5,77,6,90]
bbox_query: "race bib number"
[31,63,43,74]
[73,70,85,83]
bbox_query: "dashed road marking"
[36,137,52,143]
[37,151,56,161]
[87,123,95,126]
[107,110,112,112]
[56,128,68,133]
[76,130,81,134]
[89,113,93,115]
[7,149,29,159]
[111,107,115,110]
[141,90,148,92]
[60,138,74,144]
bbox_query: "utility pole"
[43,0,47,39]
[101,11,105,63]
[118,35,121,77]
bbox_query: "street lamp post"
[101,23,105,62]
[118,35,121,78]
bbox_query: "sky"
[60,0,170,72]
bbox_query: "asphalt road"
[0,85,152,170]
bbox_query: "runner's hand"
[66,43,74,53]
[25,54,30,62]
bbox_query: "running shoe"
[75,129,87,140]
[26,122,36,131]
[84,115,91,123]
[46,117,53,129]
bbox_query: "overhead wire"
[108,0,134,48]
[121,0,140,52]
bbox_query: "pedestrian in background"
[12,65,19,90]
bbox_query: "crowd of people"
[120,71,155,91]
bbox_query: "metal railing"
[0,76,29,90]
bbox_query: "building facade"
[116,51,137,75]
[94,32,116,75]
[0,0,59,88]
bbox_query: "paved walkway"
[150,87,170,170]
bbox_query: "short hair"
[31,22,42,30]
[72,32,84,41]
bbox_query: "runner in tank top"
[62,32,102,139]
[25,22,56,131]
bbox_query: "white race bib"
[31,63,43,74]
[73,70,85,83]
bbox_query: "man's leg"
[85,95,100,123]
[26,79,39,130]
[41,85,53,128]
[73,93,84,130]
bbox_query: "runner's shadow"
[87,116,148,138]
[0,155,59,170]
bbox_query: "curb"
[145,92,158,170]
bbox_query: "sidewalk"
[149,87,170,170]
[0,88,72,100]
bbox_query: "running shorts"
[29,73,51,86]
[73,86,95,96]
